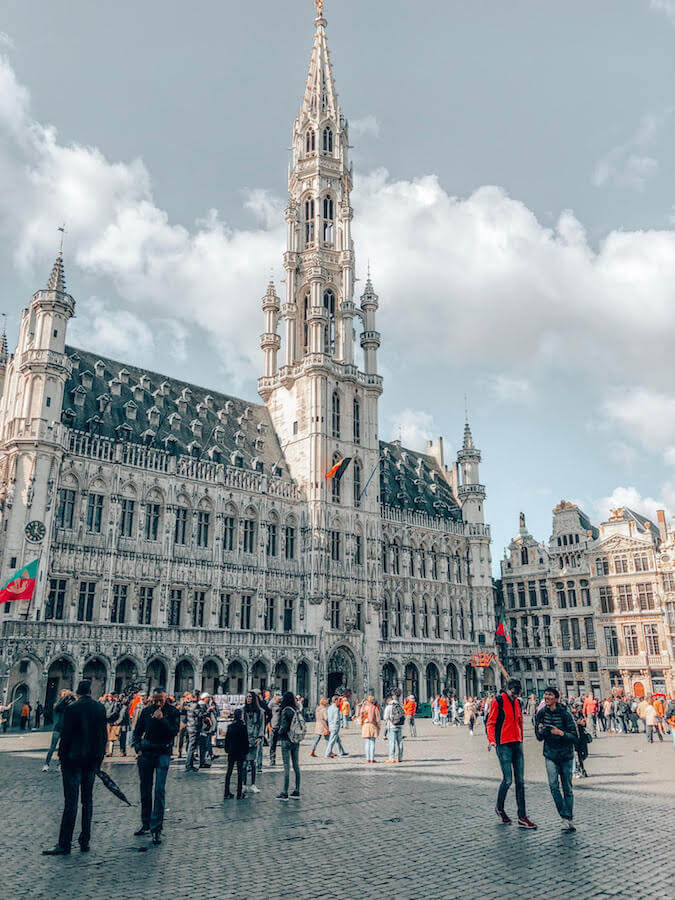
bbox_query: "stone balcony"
[599,652,672,669]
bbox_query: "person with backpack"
[359,695,381,762]
[535,686,578,832]
[487,678,537,829]
[223,708,249,800]
[276,691,304,800]
[383,689,406,763]
[325,696,349,758]
[243,692,264,793]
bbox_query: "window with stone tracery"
[322,126,333,153]
[304,198,315,244]
[331,391,340,438]
[324,290,336,353]
[305,129,315,154]
[322,195,334,245]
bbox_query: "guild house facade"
[0,7,496,722]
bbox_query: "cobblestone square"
[1,719,672,900]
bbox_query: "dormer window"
[243,406,251,420]
[212,425,224,443]
[180,387,192,403]
[207,446,222,463]
[86,415,102,434]
[203,394,214,409]
[147,406,161,427]
[159,380,170,396]
[190,419,203,439]
[139,374,151,390]
[123,400,137,421]
[225,400,234,414]
[61,407,75,423]
[118,368,130,384]
[132,384,144,403]
[164,435,178,452]
[151,390,164,410]
[115,422,133,440]
[305,129,315,154]
[94,360,106,377]
[217,408,228,423]
[187,441,201,458]
[168,412,182,432]
[71,385,86,407]
[255,437,264,451]
[69,353,81,370]
[141,428,156,445]
[231,452,244,468]
[108,378,122,397]
[176,398,187,415]
[97,394,111,413]
[80,370,93,390]
[196,402,208,420]
[234,430,245,446]
[322,126,333,154]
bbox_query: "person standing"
[116,696,130,757]
[325,696,349,758]
[359,695,381,762]
[197,693,213,768]
[224,709,249,800]
[487,678,537,829]
[43,690,75,772]
[276,691,303,800]
[184,691,205,772]
[535,687,578,832]
[20,701,30,730]
[309,698,329,757]
[581,693,597,737]
[403,695,417,737]
[340,695,351,728]
[42,680,107,856]
[431,695,439,725]
[438,695,449,726]
[383,689,405,763]
[132,687,180,845]
[644,701,663,743]
[464,697,477,736]
[35,701,44,730]
[243,692,263,793]
[268,692,281,767]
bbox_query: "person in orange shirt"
[438,695,449,726]
[403,696,417,737]
[652,697,666,737]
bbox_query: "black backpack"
[390,701,405,726]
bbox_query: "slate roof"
[379,440,462,521]
[62,346,292,479]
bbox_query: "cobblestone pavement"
[0,719,673,900]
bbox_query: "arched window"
[431,549,438,580]
[331,390,340,438]
[521,547,529,566]
[421,601,429,638]
[304,197,315,245]
[331,453,341,503]
[459,607,465,640]
[353,460,362,508]
[322,195,334,245]
[433,600,441,639]
[305,129,315,154]
[353,398,360,444]
[448,605,455,639]
[392,541,400,575]
[411,598,418,637]
[303,292,310,354]
[420,551,427,580]
[324,289,336,353]
[322,126,333,153]
[381,596,389,640]
[394,596,403,637]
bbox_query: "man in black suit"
[42,679,107,856]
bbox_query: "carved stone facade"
[0,10,495,722]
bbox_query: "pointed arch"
[322,124,333,154]
[353,458,362,508]
[304,196,315,245]
[322,194,335,246]
[324,289,336,353]
[331,389,340,438]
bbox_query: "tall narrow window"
[411,599,418,637]
[330,529,341,562]
[421,602,429,638]
[303,293,310,353]
[283,596,293,632]
[192,591,205,627]
[353,398,360,444]
[331,390,340,438]
[138,586,153,625]
[219,593,231,628]
[120,498,135,538]
[145,503,160,541]
[433,600,441,639]
[623,624,639,656]
[331,599,340,629]
[322,126,333,153]
[223,515,236,551]
[56,489,75,529]
[77,582,95,622]
[394,596,403,636]
[240,594,252,630]
[305,129,315,153]
[266,522,278,557]
[110,584,127,624]
[353,461,362,508]
[322,195,334,245]
[355,534,363,565]
[285,525,296,560]
[174,506,188,545]
[86,494,104,533]
[644,623,660,655]
[169,589,182,627]
[304,198,315,244]
[381,597,389,639]
[196,510,210,547]
[243,519,256,554]
[324,290,336,353]
[264,596,276,631]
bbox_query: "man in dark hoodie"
[223,708,249,800]
[535,686,578,833]
[132,687,180,844]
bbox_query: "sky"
[1,0,675,571]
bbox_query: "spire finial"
[0,314,7,363]
[464,393,469,424]
[314,0,324,19]
[47,226,67,293]
[57,223,67,254]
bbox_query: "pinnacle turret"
[462,419,475,451]
[47,251,66,294]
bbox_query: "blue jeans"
[138,753,170,832]
[281,740,300,794]
[544,756,574,820]
[388,726,403,760]
[45,729,61,766]
[495,742,526,818]
[364,737,376,760]
[326,730,345,756]
[312,733,328,752]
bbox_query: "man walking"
[403,694,417,737]
[43,690,75,772]
[132,687,180,845]
[383,689,405,763]
[184,691,205,772]
[582,692,598,737]
[644,700,663,743]
[42,680,107,856]
[487,678,537,829]
[535,687,578,832]
[325,695,348,758]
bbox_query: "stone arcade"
[0,8,496,722]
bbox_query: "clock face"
[25,520,46,543]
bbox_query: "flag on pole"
[496,616,511,644]
[0,558,39,605]
[324,457,352,482]
[360,456,383,499]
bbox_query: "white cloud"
[69,297,155,360]
[650,0,675,24]
[604,387,675,461]
[486,374,533,404]
[594,485,669,523]
[592,110,671,190]
[388,408,436,452]
[350,115,380,140]
[0,32,13,49]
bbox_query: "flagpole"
[358,456,382,502]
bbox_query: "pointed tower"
[258,4,383,697]
[457,417,484,524]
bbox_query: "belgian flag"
[325,457,352,482]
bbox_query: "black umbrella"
[95,768,133,806]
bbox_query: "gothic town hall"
[0,9,496,718]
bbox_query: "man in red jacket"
[582,693,599,737]
[487,679,537,828]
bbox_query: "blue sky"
[1,0,675,567]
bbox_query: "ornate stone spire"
[47,251,66,294]
[462,418,475,451]
[300,0,338,124]
[0,316,7,364]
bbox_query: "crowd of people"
[21,674,674,857]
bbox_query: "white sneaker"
[249,785,260,794]
[42,765,49,772]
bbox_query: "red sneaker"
[309,751,316,757]
[495,807,512,825]
[518,817,537,829]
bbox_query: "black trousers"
[58,766,96,849]
[269,728,279,762]
[225,757,244,796]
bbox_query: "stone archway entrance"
[327,646,356,697]
[82,658,107,699]
[404,663,419,699]
[10,682,29,728]
[382,662,398,700]
[115,658,139,693]
[44,657,75,720]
